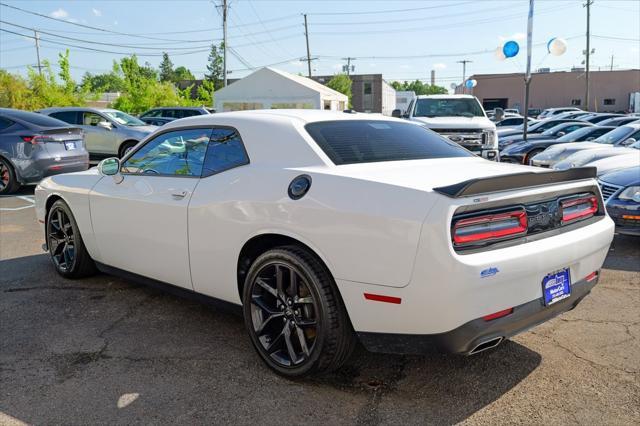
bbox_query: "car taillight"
[560,195,598,224]
[21,135,54,144]
[453,209,527,245]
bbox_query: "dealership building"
[460,69,640,113]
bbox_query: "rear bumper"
[21,156,89,184]
[358,273,598,355]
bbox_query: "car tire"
[118,141,138,158]
[0,157,20,195]
[242,245,356,378]
[46,199,97,279]
[525,148,545,165]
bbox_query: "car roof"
[415,94,476,99]
[38,106,118,113]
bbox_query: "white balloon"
[470,79,477,88]
[495,46,506,61]
[548,37,567,56]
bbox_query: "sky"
[0,0,638,88]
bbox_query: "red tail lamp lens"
[453,210,527,245]
[561,196,598,224]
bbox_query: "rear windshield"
[5,110,69,127]
[305,120,473,165]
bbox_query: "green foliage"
[112,55,196,114]
[326,74,352,106]
[391,80,447,95]
[205,42,225,90]
[81,61,125,93]
[0,50,89,110]
[196,79,215,106]
[159,52,174,82]
[173,66,195,82]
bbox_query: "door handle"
[169,189,189,199]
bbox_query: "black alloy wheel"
[48,206,77,273]
[525,148,545,165]
[243,246,356,377]
[249,262,319,367]
[46,200,96,278]
[0,158,19,195]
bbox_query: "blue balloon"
[465,79,474,89]
[503,41,520,58]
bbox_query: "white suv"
[404,95,499,160]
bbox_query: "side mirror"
[556,131,566,137]
[97,157,123,184]
[97,121,112,131]
[621,138,636,146]
[391,109,402,118]
[585,137,595,141]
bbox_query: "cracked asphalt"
[1,187,639,425]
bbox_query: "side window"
[121,128,212,176]
[50,111,80,124]
[163,110,176,118]
[202,127,249,177]
[629,130,640,140]
[183,110,199,117]
[141,110,159,118]
[82,112,104,126]
[0,117,14,131]
[563,125,581,133]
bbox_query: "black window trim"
[119,124,250,179]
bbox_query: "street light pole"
[584,0,593,110]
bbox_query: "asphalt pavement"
[1,187,638,425]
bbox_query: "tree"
[113,55,196,114]
[205,42,225,90]
[81,61,125,93]
[173,66,195,82]
[326,74,352,107]
[159,52,174,82]
[391,80,447,95]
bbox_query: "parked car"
[537,107,582,119]
[554,141,639,171]
[580,113,623,124]
[34,109,613,377]
[599,167,640,236]
[497,118,585,140]
[38,107,157,159]
[495,117,536,129]
[499,121,593,150]
[588,150,640,177]
[553,111,593,120]
[527,108,542,118]
[597,116,640,127]
[504,108,519,114]
[400,94,498,160]
[501,126,614,165]
[531,124,640,167]
[139,106,214,126]
[0,108,88,194]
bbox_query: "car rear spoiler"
[433,167,597,198]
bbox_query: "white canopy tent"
[214,67,348,112]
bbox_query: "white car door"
[90,127,213,289]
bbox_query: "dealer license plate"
[65,141,76,150]
[542,268,571,306]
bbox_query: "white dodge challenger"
[35,110,614,377]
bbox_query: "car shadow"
[0,254,541,424]
[603,234,640,272]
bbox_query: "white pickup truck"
[401,94,499,161]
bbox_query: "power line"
[308,1,474,16]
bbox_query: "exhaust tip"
[469,336,503,355]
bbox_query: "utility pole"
[223,0,228,87]
[304,14,312,77]
[34,30,42,76]
[584,0,593,110]
[610,54,614,71]
[457,60,471,93]
[342,57,356,75]
[523,0,534,142]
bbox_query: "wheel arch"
[118,139,140,157]
[236,233,336,302]
[0,153,22,184]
